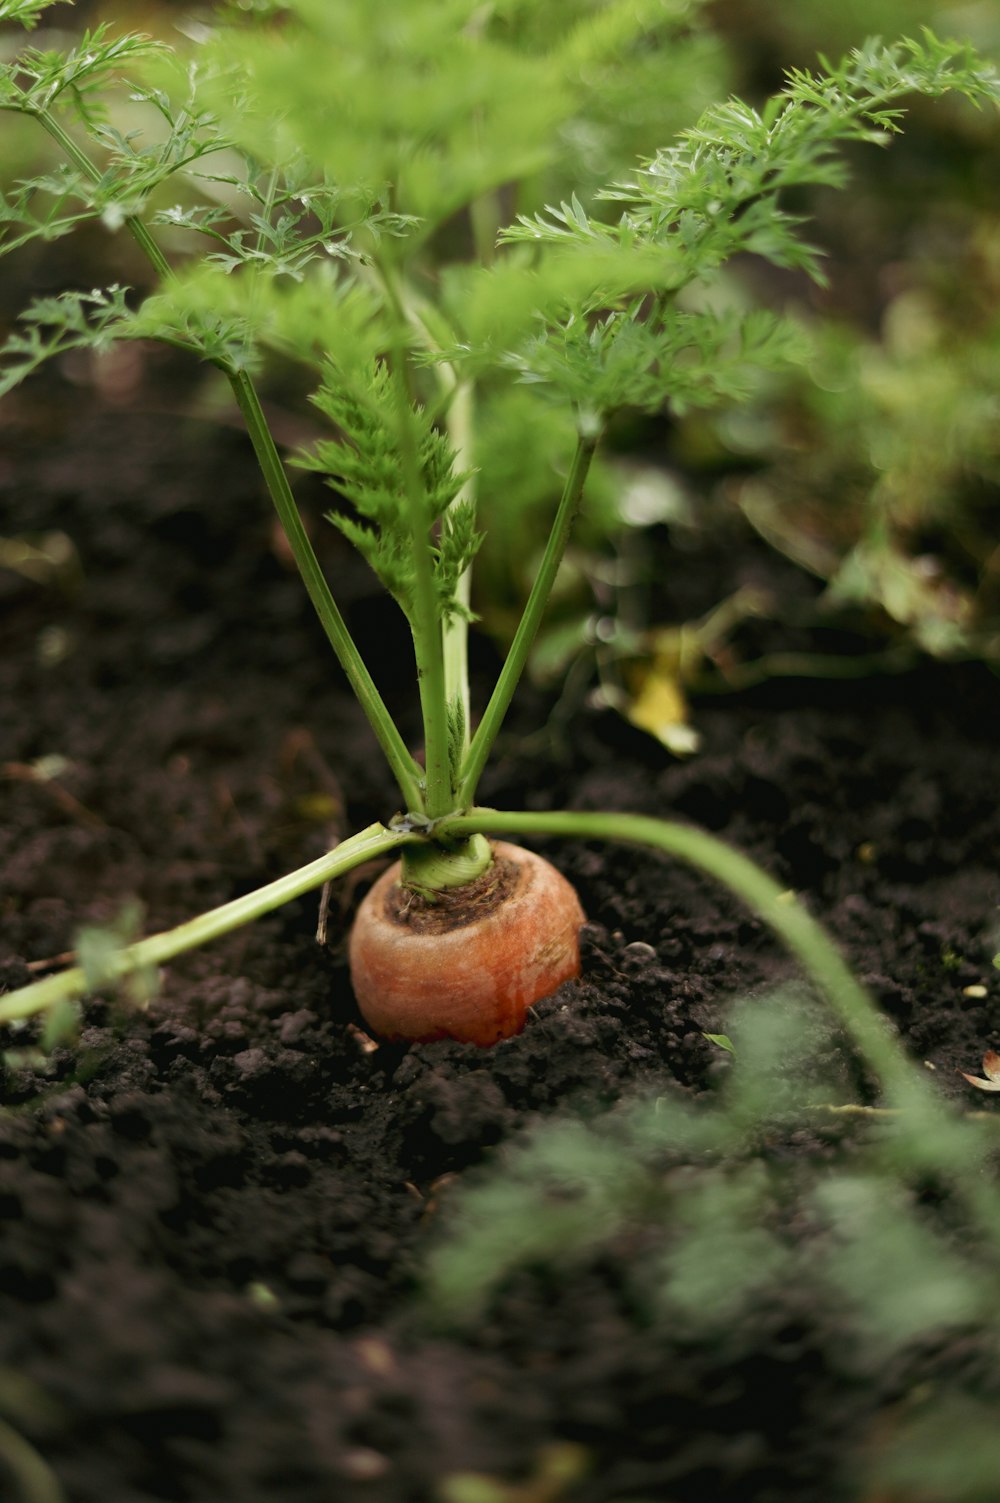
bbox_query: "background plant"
[424,988,1000,1501]
[720,268,1000,666]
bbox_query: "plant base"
[348,841,585,1045]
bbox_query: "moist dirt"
[2,397,999,1502]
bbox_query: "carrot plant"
[0,1,997,1069]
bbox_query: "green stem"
[457,433,597,807]
[229,370,425,810]
[439,807,924,1107]
[0,1418,65,1503]
[0,823,411,1026]
[25,97,423,813]
[363,263,475,794]
[401,830,493,890]
[442,379,475,754]
[382,275,452,819]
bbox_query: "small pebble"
[232,1048,269,1078]
[278,1009,315,1044]
[342,1448,390,1481]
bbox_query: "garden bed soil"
[2,396,999,1502]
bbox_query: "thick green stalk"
[0,823,410,1026]
[456,433,597,807]
[24,95,424,812]
[439,807,925,1107]
[442,379,475,757]
[382,281,452,820]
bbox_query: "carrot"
[349,842,584,1045]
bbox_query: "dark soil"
[2,392,999,1503]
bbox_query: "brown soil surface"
[2,396,999,1502]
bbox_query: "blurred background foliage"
[2,0,999,743]
[423,989,1000,1501]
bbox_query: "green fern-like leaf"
[0,166,96,257]
[446,693,467,786]
[0,0,71,30]
[9,26,164,115]
[494,31,1000,421]
[0,284,133,397]
[299,359,478,625]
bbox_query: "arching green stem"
[456,433,598,808]
[0,823,412,1026]
[439,808,1000,1252]
[229,371,425,810]
[439,807,925,1107]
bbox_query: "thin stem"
[24,96,424,812]
[382,273,452,819]
[0,823,412,1026]
[457,433,597,807]
[230,371,426,810]
[33,105,173,281]
[442,379,475,754]
[439,807,924,1106]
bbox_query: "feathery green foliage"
[420,980,1000,1495]
[488,32,1000,417]
[0,283,130,397]
[0,25,162,117]
[421,986,988,1320]
[0,3,995,820]
[0,0,70,31]
[300,358,481,624]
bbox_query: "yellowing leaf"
[624,655,700,756]
[960,1050,1000,1092]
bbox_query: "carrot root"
[349,842,584,1045]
